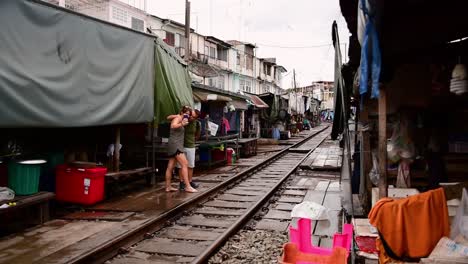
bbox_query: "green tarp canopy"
[154,38,194,124]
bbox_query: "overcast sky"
[143,0,349,88]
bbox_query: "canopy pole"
[151,122,156,185]
[378,88,387,198]
[360,106,373,210]
[113,126,121,172]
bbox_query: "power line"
[255,43,331,49]
[256,42,348,49]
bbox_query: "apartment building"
[300,81,335,110]
[44,0,147,32]
[43,0,287,95]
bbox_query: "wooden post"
[378,88,388,198]
[360,107,373,209]
[184,0,191,62]
[151,122,156,185]
[113,126,121,172]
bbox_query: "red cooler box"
[56,165,106,205]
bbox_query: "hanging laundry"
[359,0,381,98]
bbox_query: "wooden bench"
[105,167,156,188]
[0,191,55,224]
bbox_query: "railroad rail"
[75,125,330,264]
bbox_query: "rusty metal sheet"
[217,194,260,202]
[264,210,292,220]
[204,200,252,209]
[158,227,220,241]
[255,219,289,232]
[177,215,234,228]
[277,196,303,203]
[135,237,206,256]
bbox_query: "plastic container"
[0,161,7,187]
[212,149,226,161]
[227,148,235,165]
[280,243,347,264]
[55,164,106,205]
[40,152,64,192]
[8,160,46,195]
[199,149,209,162]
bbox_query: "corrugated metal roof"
[193,91,232,102]
[229,99,248,110]
[245,93,269,109]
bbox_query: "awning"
[193,91,232,102]
[245,94,269,109]
[0,0,155,127]
[229,99,248,110]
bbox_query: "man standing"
[176,109,201,190]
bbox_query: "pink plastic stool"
[289,218,353,258]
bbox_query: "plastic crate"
[56,164,106,205]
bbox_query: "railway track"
[76,126,330,264]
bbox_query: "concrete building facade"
[43,0,287,95]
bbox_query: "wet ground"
[0,129,323,264]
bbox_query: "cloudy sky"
[143,0,349,88]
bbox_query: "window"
[240,79,252,93]
[236,52,241,65]
[131,17,144,32]
[246,55,253,70]
[164,31,175,46]
[209,47,216,59]
[217,46,228,62]
[177,34,186,48]
[262,84,270,93]
[264,65,272,76]
[209,78,217,88]
[112,6,127,24]
[218,76,225,89]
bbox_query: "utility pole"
[185,0,191,62]
[293,69,298,115]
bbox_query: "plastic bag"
[291,201,330,220]
[387,116,415,164]
[0,187,15,201]
[450,188,468,241]
[396,160,411,188]
[207,121,219,136]
[369,151,380,186]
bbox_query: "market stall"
[336,0,468,262]
[0,0,193,233]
